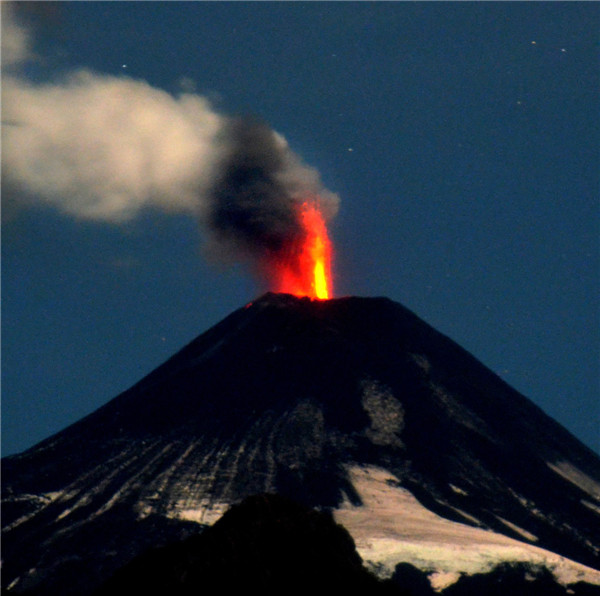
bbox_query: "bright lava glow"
[272,200,333,299]
[303,203,330,299]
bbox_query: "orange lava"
[272,201,333,299]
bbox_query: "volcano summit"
[3,293,600,594]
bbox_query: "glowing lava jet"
[270,200,333,300]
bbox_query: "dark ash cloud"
[206,118,327,261]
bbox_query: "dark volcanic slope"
[3,293,600,595]
[94,493,401,595]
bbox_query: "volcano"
[3,293,600,594]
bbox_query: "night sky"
[2,2,598,456]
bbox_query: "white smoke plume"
[2,4,339,262]
[1,1,31,68]
[3,72,225,221]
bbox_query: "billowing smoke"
[3,72,224,221]
[2,5,339,276]
[204,118,338,266]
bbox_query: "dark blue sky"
[3,2,598,455]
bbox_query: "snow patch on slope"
[361,379,405,448]
[2,492,62,532]
[582,499,600,516]
[495,516,538,542]
[334,465,600,590]
[170,502,229,525]
[547,461,600,501]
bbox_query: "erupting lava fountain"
[267,199,333,300]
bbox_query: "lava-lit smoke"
[1,4,339,298]
[205,119,335,298]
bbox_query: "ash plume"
[204,118,338,266]
[1,4,339,273]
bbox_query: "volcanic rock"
[3,293,600,594]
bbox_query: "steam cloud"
[2,5,339,271]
